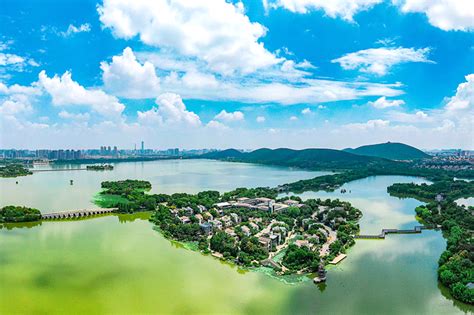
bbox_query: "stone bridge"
[42,208,117,220]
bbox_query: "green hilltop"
[202,147,395,170]
[343,142,430,161]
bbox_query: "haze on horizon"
[0,0,473,150]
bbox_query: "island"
[0,205,42,223]
[0,164,33,178]
[86,164,114,171]
[96,180,362,280]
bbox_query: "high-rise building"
[141,141,144,154]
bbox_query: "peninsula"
[97,180,362,279]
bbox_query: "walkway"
[355,225,428,239]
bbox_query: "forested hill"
[201,148,395,170]
[343,142,430,160]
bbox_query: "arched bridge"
[42,208,118,220]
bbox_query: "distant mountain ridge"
[202,147,395,170]
[343,142,430,160]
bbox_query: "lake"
[0,161,472,314]
[0,159,326,213]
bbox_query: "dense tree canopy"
[0,206,41,223]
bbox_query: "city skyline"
[0,0,473,149]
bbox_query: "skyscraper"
[141,141,144,154]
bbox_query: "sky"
[0,0,473,150]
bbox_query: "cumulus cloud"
[0,82,41,117]
[368,96,405,109]
[393,0,474,31]
[256,116,266,122]
[388,110,432,123]
[445,74,473,111]
[61,23,91,37]
[38,70,125,117]
[266,0,474,32]
[0,95,33,116]
[0,82,41,96]
[289,115,298,121]
[344,119,390,130]
[214,110,245,122]
[206,120,229,130]
[101,47,160,98]
[58,110,90,121]
[98,0,281,75]
[301,107,312,114]
[0,41,39,72]
[264,0,382,20]
[332,47,432,75]
[137,93,201,127]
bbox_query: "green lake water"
[0,161,472,314]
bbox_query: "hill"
[344,142,430,161]
[202,148,395,170]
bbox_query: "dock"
[329,254,347,265]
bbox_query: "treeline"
[98,180,277,215]
[0,164,32,178]
[284,166,474,193]
[388,179,474,202]
[86,164,114,171]
[0,205,42,223]
[387,179,474,304]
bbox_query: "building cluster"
[168,196,354,253]
[169,197,308,252]
[0,146,217,161]
[215,197,302,214]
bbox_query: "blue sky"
[0,0,473,149]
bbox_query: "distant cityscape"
[0,141,217,161]
[0,145,473,171]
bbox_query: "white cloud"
[445,74,473,111]
[98,0,281,75]
[332,47,432,75]
[301,107,311,114]
[388,110,432,123]
[290,115,298,121]
[0,82,41,117]
[318,105,326,109]
[0,96,32,116]
[206,120,229,130]
[137,93,201,127]
[0,53,25,66]
[101,47,160,98]
[106,53,404,104]
[58,110,90,121]
[368,96,405,109]
[61,23,91,37]
[435,119,455,132]
[344,119,390,130]
[264,0,382,20]
[256,116,266,122]
[38,70,125,118]
[393,0,474,31]
[0,82,41,96]
[0,41,39,72]
[214,110,245,122]
[180,70,220,89]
